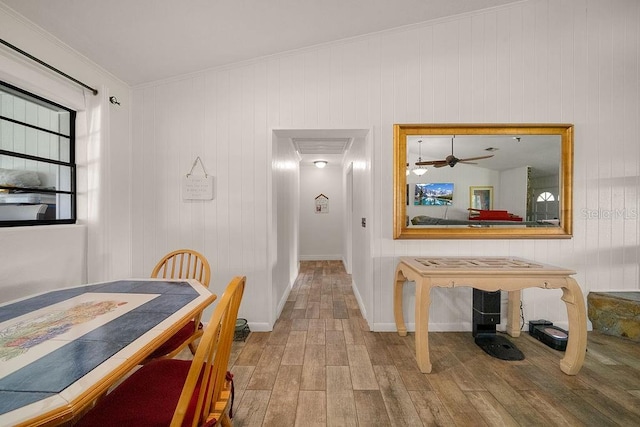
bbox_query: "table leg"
[506,290,522,337]
[414,277,432,373]
[394,267,408,336]
[559,277,587,375]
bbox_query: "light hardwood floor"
[227,260,640,426]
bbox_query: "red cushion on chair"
[147,320,199,359]
[76,359,201,427]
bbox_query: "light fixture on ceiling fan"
[412,139,427,176]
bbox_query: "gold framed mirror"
[394,124,573,239]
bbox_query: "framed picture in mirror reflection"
[470,186,493,210]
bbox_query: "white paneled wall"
[299,164,344,260]
[1,4,132,301]
[343,135,373,324]
[270,132,300,327]
[131,0,640,331]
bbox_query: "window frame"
[0,80,77,227]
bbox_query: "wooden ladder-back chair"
[147,249,212,360]
[76,276,246,427]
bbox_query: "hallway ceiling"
[275,129,367,166]
[293,138,352,165]
[1,0,521,86]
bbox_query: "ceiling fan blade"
[415,145,493,167]
[457,154,494,162]
[415,159,447,166]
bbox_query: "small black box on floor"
[472,289,501,336]
[529,319,568,351]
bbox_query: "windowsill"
[0,223,84,232]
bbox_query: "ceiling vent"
[292,138,351,155]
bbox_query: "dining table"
[0,278,216,426]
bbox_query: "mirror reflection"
[394,124,573,239]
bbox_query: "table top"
[0,278,215,426]
[398,256,576,276]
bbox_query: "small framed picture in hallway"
[315,193,329,213]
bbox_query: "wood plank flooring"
[227,260,640,426]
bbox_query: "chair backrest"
[151,249,211,287]
[171,276,246,427]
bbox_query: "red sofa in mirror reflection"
[468,208,523,222]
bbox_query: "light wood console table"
[394,257,587,375]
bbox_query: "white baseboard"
[342,255,351,274]
[350,278,367,322]
[247,322,272,332]
[373,322,473,332]
[373,320,587,333]
[275,281,293,321]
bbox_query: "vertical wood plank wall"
[271,132,300,325]
[299,165,344,260]
[0,3,132,300]
[130,0,640,330]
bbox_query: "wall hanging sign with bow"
[182,156,214,200]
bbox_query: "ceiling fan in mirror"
[416,136,494,168]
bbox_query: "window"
[0,81,76,226]
[536,191,555,202]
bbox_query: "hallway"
[228,260,640,426]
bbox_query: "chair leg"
[188,340,198,355]
[220,412,232,427]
